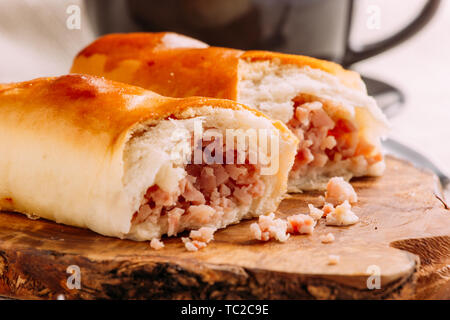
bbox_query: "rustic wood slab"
[0,156,448,300]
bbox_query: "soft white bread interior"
[237,59,389,191]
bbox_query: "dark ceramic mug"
[122,0,441,67]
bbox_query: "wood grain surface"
[0,156,448,300]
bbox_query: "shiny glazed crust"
[71,32,365,98]
[0,74,297,239]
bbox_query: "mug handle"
[343,0,441,67]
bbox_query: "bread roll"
[0,74,297,240]
[71,32,389,191]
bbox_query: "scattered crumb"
[325,177,358,206]
[320,233,335,243]
[246,177,361,247]
[328,254,340,265]
[317,195,325,206]
[308,203,324,220]
[182,237,208,252]
[182,227,216,252]
[322,203,334,217]
[250,222,264,240]
[326,200,359,226]
[26,213,40,220]
[287,214,316,235]
[250,211,317,243]
[150,238,165,250]
[189,227,216,243]
[250,213,289,242]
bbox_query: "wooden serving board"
[0,156,449,300]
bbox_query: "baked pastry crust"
[71,32,389,191]
[0,74,297,239]
[72,32,363,98]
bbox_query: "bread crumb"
[182,237,208,252]
[308,204,324,220]
[150,238,165,250]
[325,177,358,206]
[328,254,340,265]
[182,227,216,252]
[322,203,334,217]
[320,233,335,243]
[250,213,289,242]
[326,200,359,226]
[182,237,199,252]
[317,195,325,206]
[189,227,216,243]
[287,214,316,235]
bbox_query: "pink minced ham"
[150,238,165,250]
[288,97,338,174]
[286,214,316,235]
[131,144,265,236]
[325,177,358,205]
[250,212,317,243]
[325,200,359,226]
[250,213,289,242]
[287,94,382,179]
[182,227,216,252]
[322,203,334,216]
[308,204,324,220]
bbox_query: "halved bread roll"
[71,32,389,191]
[0,74,297,240]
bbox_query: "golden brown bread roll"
[71,32,389,191]
[0,74,297,240]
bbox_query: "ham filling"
[287,94,382,178]
[131,141,265,236]
[325,176,358,206]
[182,227,216,252]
